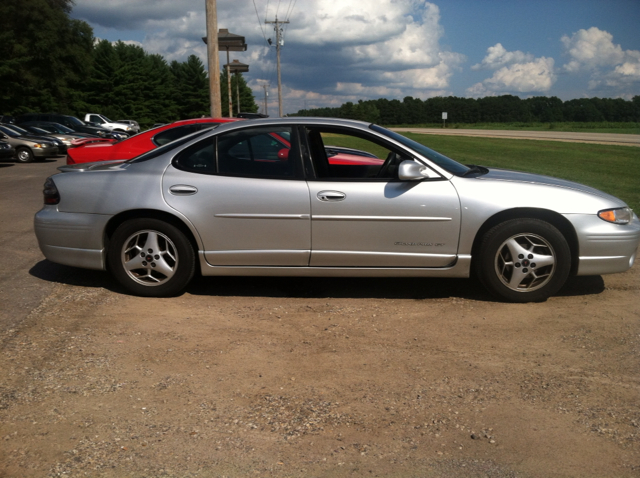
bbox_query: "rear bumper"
[34,207,111,270]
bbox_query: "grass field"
[406,133,640,213]
[387,122,640,135]
[328,133,640,213]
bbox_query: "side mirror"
[398,160,437,180]
[278,148,289,160]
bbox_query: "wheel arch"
[470,208,580,276]
[104,209,201,273]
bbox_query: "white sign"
[442,112,448,120]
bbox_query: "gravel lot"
[1,156,639,478]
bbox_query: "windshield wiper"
[462,165,489,177]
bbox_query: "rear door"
[162,125,311,266]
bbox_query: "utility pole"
[205,0,221,117]
[265,16,289,117]
[263,84,269,116]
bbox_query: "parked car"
[66,117,240,164]
[0,124,58,162]
[116,119,141,134]
[15,113,127,140]
[0,140,15,161]
[84,114,137,134]
[35,118,640,301]
[18,125,72,154]
[0,114,15,124]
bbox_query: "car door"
[162,125,311,266]
[304,127,461,268]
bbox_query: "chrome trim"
[213,213,311,219]
[312,215,452,222]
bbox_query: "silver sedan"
[34,118,640,302]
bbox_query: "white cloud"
[467,53,556,98]
[561,27,625,72]
[471,43,534,70]
[561,27,640,94]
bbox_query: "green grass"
[386,122,640,134]
[327,132,640,213]
[402,133,640,213]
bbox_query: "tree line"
[293,95,640,125]
[0,0,257,127]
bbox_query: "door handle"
[317,190,346,202]
[169,184,198,196]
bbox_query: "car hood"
[478,168,621,202]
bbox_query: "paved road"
[390,127,640,147]
[0,159,62,330]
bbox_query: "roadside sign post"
[442,112,447,128]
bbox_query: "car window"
[174,125,299,180]
[370,124,469,176]
[305,127,408,181]
[153,125,199,146]
[218,126,297,179]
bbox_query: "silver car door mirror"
[398,160,437,180]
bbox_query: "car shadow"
[0,163,15,168]
[30,260,606,302]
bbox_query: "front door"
[304,127,461,268]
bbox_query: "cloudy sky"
[70,0,640,115]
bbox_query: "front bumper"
[33,146,59,158]
[34,206,111,270]
[567,213,640,275]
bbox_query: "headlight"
[598,207,632,225]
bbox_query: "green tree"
[0,0,93,114]
[220,68,258,117]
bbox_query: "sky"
[70,0,640,116]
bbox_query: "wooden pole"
[205,0,222,117]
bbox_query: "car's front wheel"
[476,218,571,302]
[108,218,195,297]
[16,147,34,163]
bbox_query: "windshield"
[127,129,211,163]
[49,123,74,134]
[4,125,28,135]
[0,125,20,137]
[68,116,85,127]
[370,124,470,176]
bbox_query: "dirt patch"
[1,265,639,477]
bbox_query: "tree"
[219,68,258,117]
[0,0,93,114]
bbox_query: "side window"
[173,137,216,173]
[217,126,298,179]
[306,128,405,180]
[89,115,103,124]
[153,125,197,146]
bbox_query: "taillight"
[43,177,60,205]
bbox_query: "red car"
[66,117,384,167]
[66,118,239,165]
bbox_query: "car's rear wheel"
[16,147,34,163]
[476,218,571,302]
[108,218,195,297]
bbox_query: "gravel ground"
[1,266,639,477]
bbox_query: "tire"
[476,218,571,303]
[108,218,195,297]
[16,147,34,163]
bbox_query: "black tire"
[16,147,34,163]
[476,218,571,303]
[108,218,195,297]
